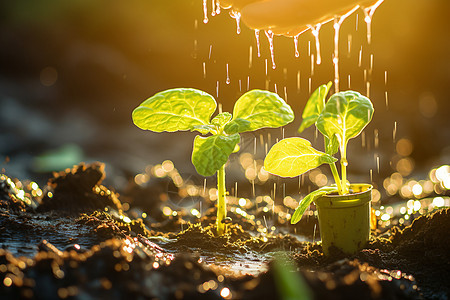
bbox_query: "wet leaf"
[223,118,251,134]
[191,124,216,135]
[230,89,294,133]
[316,91,373,149]
[132,88,216,132]
[291,186,337,224]
[211,112,232,127]
[298,82,332,133]
[191,134,240,177]
[264,137,337,178]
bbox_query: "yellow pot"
[314,184,372,255]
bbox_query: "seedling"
[264,82,374,224]
[133,88,294,235]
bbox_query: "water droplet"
[229,10,241,34]
[362,0,384,44]
[308,23,322,65]
[254,30,261,57]
[203,62,206,78]
[293,34,300,58]
[226,63,230,84]
[249,46,253,68]
[264,30,276,69]
[202,0,209,24]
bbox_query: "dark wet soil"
[1,162,449,299]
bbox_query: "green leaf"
[132,88,216,132]
[191,134,240,177]
[191,124,216,135]
[211,112,232,127]
[324,135,339,156]
[316,91,374,149]
[264,137,337,178]
[298,82,332,133]
[291,186,337,224]
[230,90,294,133]
[223,118,251,134]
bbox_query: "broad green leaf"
[298,82,332,133]
[264,137,337,178]
[230,90,294,133]
[192,124,216,135]
[223,118,251,134]
[132,88,216,132]
[211,112,232,127]
[324,135,339,156]
[191,134,240,177]
[291,186,337,224]
[316,91,374,149]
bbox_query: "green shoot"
[264,83,373,224]
[133,88,294,235]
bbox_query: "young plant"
[264,82,374,224]
[132,88,294,235]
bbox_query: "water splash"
[308,23,322,64]
[202,0,208,24]
[363,0,384,44]
[333,5,359,93]
[229,10,241,34]
[264,30,276,69]
[252,30,261,58]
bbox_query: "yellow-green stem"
[216,164,227,235]
[329,162,343,195]
[341,148,349,194]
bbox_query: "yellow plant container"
[315,184,372,255]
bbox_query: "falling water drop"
[247,75,250,90]
[229,10,241,34]
[209,45,212,59]
[203,62,206,78]
[226,63,230,84]
[362,0,384,44]
[308,77,312,94]
[249,46,253,68]
[384,70,388,85]
[215,0,221,15]
[203,179,207,196]
[265,59,268,76]
[374,129,379,148]
[293,34,300,58]
[393,121,397,142]
[202,0,209,23]
[358,46,363,67]
[238,79,242,92]
[254,30,261,57]
[284,86,288,102]
[297,70,301,93]
[211,0,216,16]
[333,5,359,93]
[348,74,351,89]
[274,83,278,94]
[310,54,315,75]
[264,30,276,69]
[376,156,380,174]
[308,23,322,65]
[385,91,389,110]
[347,34,352,56]
[216,81,219,98]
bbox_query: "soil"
[0,162,449,299]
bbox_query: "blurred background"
[0,0,449,197]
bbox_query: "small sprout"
[264,82,374,224]
[133,88,294,234]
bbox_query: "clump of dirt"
[0,174,35,212]
[37,162,122,213]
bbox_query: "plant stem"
[340,147,349,194]
[329,162,343,195]
[216,164,227,235]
